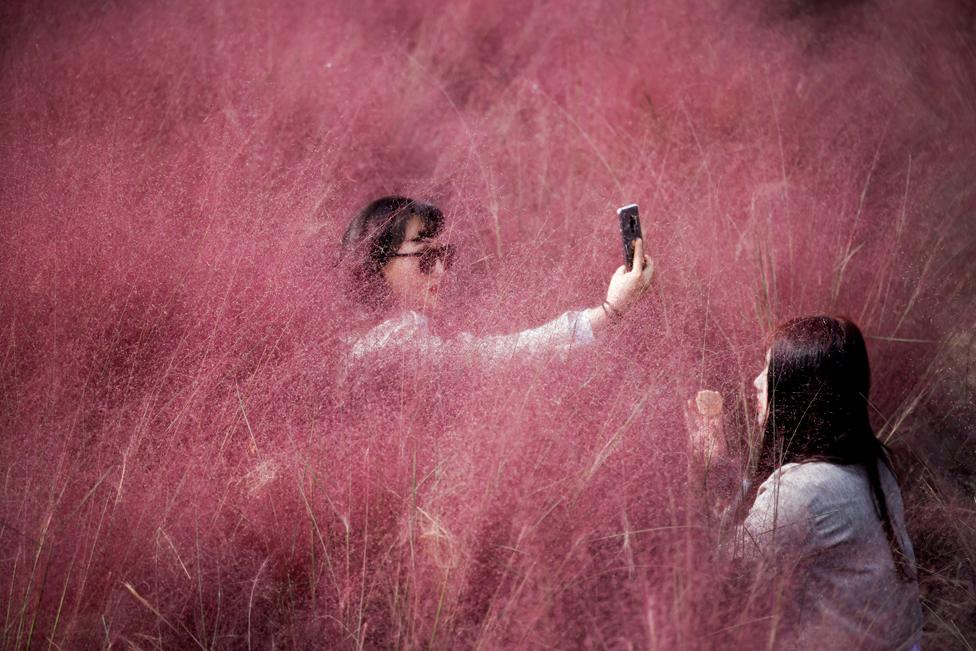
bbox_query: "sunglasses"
[389,243,456,274]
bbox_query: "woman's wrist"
[601,300,624,320]
[586,299,627,337]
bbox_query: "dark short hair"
[340,195,444,304]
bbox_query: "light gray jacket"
[738,461,923,650]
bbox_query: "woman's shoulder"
[759,461,896,520]
[771,461,862,485]
[347,310,430,358]
[756,462,864,510]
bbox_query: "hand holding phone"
[617,203,642,271]
[603,203,653,320]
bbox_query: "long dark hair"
[340,195,444,308]
[752,315,912,579]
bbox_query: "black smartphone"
[616,203,642,271]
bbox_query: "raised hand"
[684,389,727,464]
[605,238,654,315]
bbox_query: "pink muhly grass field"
[1,0,974,648]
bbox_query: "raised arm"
[349,239,654,366]
[684,391,749,541]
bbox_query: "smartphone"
[616,203,642,271]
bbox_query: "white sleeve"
[350,309,595,367]
[454,309,595,365]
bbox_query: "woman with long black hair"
[690,316,923,650]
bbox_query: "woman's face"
[753,349,770,424]
[382,215,447,312]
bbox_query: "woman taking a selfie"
[341,195,653,364]
[690,316,923,650]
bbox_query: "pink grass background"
[2,0,975,648]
